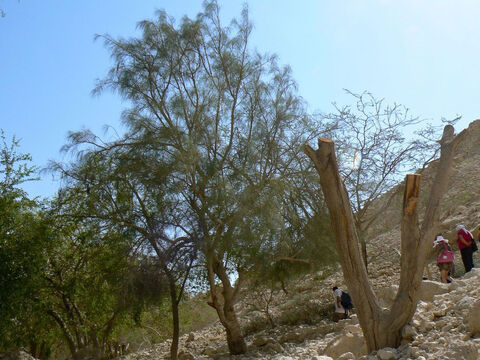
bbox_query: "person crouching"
[332,286,347,322]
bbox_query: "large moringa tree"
[91,1,323,355]
[304,125,459,350]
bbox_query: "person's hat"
[433,235,448,247]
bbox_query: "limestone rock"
[376,285,398,308]
[465,299,480,336]
[446,342,478,360]
[345,324,363,335]
[401,324,417,340]
[337,351,356,359]
[417,280,450,302]
[377,347,396,360]
[462,267,480,279]
[252,336,275,347]
[279,330,307,344]
[264,341,284,353]
[324,332,367,359]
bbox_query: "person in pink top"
[433,235,454,283]
[456,224,475,273]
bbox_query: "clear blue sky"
[1,0,479,199]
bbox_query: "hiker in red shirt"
[456,224,475,273]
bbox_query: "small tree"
[304,125,459,350]
[0,131,55,358]
[52,144,197,360]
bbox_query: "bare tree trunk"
[304,125,457,351]
[168,274,180,360]
[207,252,247,355]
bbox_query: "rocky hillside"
[122,122,480,360]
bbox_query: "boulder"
[377,347,396,360]
[401,324,417,340]
[279,329,309,344]
[264,341,284,353]
[462,267,480,280]
[465,299,480,336]
[445,343,478,360]
[417,280,450,302]
[337,351,356,359]
[344,324,363,335]
[252,336,275,347]
[376,285,398,308]
[324,332,367,359]
[432,305,447,318]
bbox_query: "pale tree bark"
[304,125,457,351]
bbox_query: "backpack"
[472,239,478,252]
[340,291,353,309]
[437,243,454,263]
[470,232,478,252]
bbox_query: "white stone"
[345,324,363,335]
[376,285,398,308]
[417,280,450,302]
[462,268,480,279]
[265,341,284,353]
[455,296,476,310]
[465,299,480,336]
[337,351,356,359]
[253,336,275,347]
[377,347,396,360]
[447,343,478,360]
[433,306,447,317]
[324,332,367,359]
[401,324,417,340]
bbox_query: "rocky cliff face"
[123,122,480,360]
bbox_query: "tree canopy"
[57,1,333,355]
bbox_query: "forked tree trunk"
[206,252,247,355]
[304,125,457,351]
